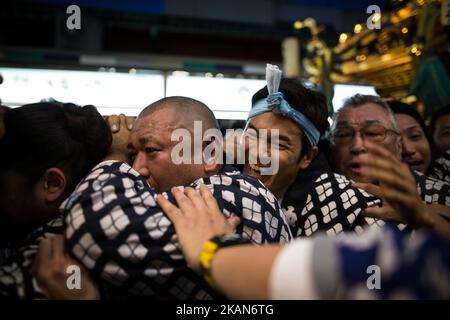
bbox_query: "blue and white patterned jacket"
[62,161,292,299]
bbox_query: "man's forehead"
[132,111,190,146]
[134,111,180,131]
[132,118,169,143]
[131,128,160,147]
[250,112,301,134]
[337,103,391,125]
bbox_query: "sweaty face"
[395,113,431,173]
[243,112,305,200]
[433,114,450,157]
[131,110,207,192]
[331,103,401,183]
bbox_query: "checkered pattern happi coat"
[0,218,63,299]
[281,155,450,238]
[62,161,292,299]
[429,150,450,184]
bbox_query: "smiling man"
[242,76,325,201]
[236,66,387,238]
[243,111,314,201]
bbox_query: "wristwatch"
[199,234,251,288]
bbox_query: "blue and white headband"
[246,64,320,146]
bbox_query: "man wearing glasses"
[330,94,450,207]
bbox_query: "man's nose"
[248,140,272,165]
[350,132,367,155]
[132,151,150,178]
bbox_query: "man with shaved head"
[60,96,291,299]
[131,97,221,192]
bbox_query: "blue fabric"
[248,92,321,146]
[336,223,450,299]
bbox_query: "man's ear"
[298,146,319,170]
[204,161,220,175]
[40,168,67,203]
[203,141,221,175]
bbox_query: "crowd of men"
[0,65,449,300]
